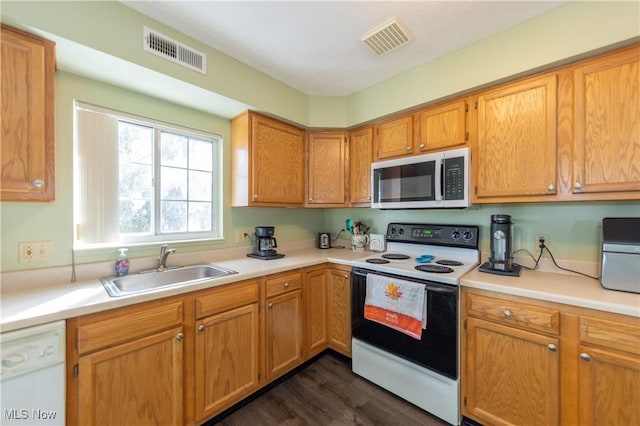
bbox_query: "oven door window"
[373,161,436,203]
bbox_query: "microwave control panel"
[443,156,465,200]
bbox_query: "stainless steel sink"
[101,264,238,297]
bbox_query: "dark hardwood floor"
[212,353,449,426]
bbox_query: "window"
[74,102,222,248]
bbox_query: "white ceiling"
[121,0,568,96]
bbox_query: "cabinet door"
[328,268,351,356]
[349,126,374,205]
[195,303,260,420]
[1,25,55,201]
[265,289,303,381]
[465,317,560,426]
[375,115,414,160]
[573,46,640,195]
[78,327,184,426]
[476,74,557,199]
[307,132,346,205]
[251,114,305,205]
[417,99,467,152]
[304,268,328,357]
[578,345,640,426]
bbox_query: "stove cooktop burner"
[415,264,455,273]
[366,258,391,264]
[436,259,464,266]
[381,253,411,260]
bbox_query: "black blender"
[479,214,521,276]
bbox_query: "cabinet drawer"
[266,271,302,297]
[77,301,183,354]
[580,315,640,355]
[466,293,560,335]
[195,279,259,319]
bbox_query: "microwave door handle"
[434,159,443,201]
[440,159,445,200]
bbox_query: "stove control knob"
[463,231,473,240]
[398,228,405,235]
[451,231,461,239]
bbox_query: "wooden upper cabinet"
[374,114,414,160]
[306,131,346,206]
[1,25,56,201]
[231,111,305,207]
[349,126,374,205]
[416,99,468,153]
[475,73,558,201]
[573,45,640,197]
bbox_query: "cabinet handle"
[176,333,184,341]
[344,274,348,278]
[308,198,312,202]
[547,344,558,352]
[268,302,273,309]
[198,325,205,332]
[503,309,512,318]
[574,182,583,191]
[547,184,555,192]
[580,352,592,361]
[33,179,44,188]
[366,196,371,200]
[284,282,289,288]
[253,194,258,199]
[405,146,411,151]
[419,143,425,149]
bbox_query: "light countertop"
[461,267,640,317]
[3,246,639,333]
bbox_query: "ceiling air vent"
[143,27,207,74]
[361,17,413,57]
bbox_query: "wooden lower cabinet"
[304,266,329,358]
[462,288,640,426]
[194,279,260,421]
[78,327,184,426]
[465,317,560,425]
[264,272,304,381]
[328,266,351,356]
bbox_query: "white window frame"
[73,101,223,249]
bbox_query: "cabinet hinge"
[465,103,469,112]
[465,132,469,141]
[463,319,467,330]
[464,396,467,406]
[474,186,477,195]
[474,101,478,110]
[73,364,79,378]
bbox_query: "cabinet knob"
[344,274,348,279]
[547,344,558,352]
[574,182,583,191]
[253,194,258,199]
[406,146,411,151]
[33,179,44,188]
[284,282,290,288]
[198,325,205,332]
[580,352,592,361]
[503,309,512,318]
[419,143,425,149]
[367,196,371,200]
[308,198,312,202]
[176,333,184,341]
[268,302,273,309]
[547,184,555,192]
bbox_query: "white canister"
[351,234,369,251]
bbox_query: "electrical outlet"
[235,229,251,243]
[536,235,548,250]
[19,241,52,263]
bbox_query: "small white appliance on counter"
[1,320,65,425]
[601,217,640,294]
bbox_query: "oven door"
[351,267,458,379]
[371,153,440,209]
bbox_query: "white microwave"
[371,147,470,209]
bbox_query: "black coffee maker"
[479,214,521,276]
[247,226,285,260]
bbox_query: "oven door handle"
[424,284,457,294]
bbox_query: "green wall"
[1,1,639,272]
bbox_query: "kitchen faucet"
[157,244,176,271]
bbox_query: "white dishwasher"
[1,320,65,425]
